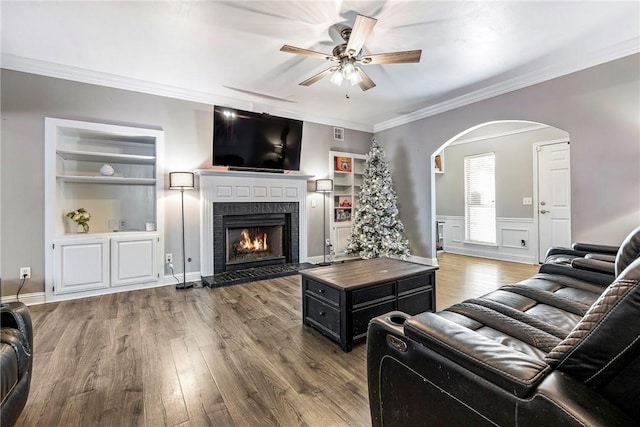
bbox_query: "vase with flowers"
[66,208,91,233]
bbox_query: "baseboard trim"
[407,255,438,266]
[162,271,203,286]
[443,248,536,265]
[0,292,46,306]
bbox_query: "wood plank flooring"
[17,253,539,426]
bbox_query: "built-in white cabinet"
[329,151,367,257]
[45,118,164,302]
[54,238,109,294]
[110,235,159,287]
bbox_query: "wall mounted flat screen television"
[212,106,303,172]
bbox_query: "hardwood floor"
[18,254,539,426]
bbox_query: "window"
[464,153,496,244]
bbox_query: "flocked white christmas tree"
[345,137,410,259]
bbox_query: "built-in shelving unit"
[329,150,367,258]
[44,118,165,302]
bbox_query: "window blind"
[464,153,496,244]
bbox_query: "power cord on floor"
[169,263,203,288]
[16,275,28,302]
[168,263,180,284]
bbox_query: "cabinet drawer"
[398,289,434,315]
[398,273,433,295]
[352,301,396,339]
[304,279,340,306]
[305,296,341,336]
[353,282,394,306]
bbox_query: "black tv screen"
[212,106,303,171]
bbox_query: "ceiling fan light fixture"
[342,62,356,79]
[349,68,363,85]
[330,69,344,86]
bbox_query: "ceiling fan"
[281,14,421,92]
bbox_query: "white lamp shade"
[315,178,333,192]
[169,172,195,189]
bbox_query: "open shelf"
[57,149,155,165]
[57,175,156,185]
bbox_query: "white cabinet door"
[333,224,353,256]
[55,238,109,294]
[110,235,158,287]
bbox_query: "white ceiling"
[2,1,639,132]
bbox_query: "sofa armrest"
[403,312,550,397]
[538,263,613,286]
[584,253,616,262]
[571,257,615,275]
[571,243,619,254]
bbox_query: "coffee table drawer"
[305,296,340,336]
[352,301,396,339]
[398,288,434,315]
[353,282,394,306]
[398,273,434,295]
[304,278,340,305]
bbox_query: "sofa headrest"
[546,256,640,388]
[615,225,640,276]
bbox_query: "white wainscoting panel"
[436,215,536,264]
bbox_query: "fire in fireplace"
[228,225,284,265]
[223,213,290,271]
[235,229,268,254]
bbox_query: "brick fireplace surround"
[197,169,312,280]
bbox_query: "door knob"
[540,209,549,214]
[540,201,546,206]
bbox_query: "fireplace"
[223,213,290,271]
[211,201,299,274]
[198,169,310,281]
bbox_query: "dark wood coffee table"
[301,258,438,352]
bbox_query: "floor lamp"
[169,171,195,290]
[315,178,333,266]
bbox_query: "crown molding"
[373,37,640,132]
[0,54,373,133]
[3,33,637,136]
[448,123,549,147]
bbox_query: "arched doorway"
[432,120,571,264]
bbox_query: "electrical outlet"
[523,197,532,206]
[20,267,31,279]
[119,219,126,231]
[521,239,527,247]
[165,253,173,263]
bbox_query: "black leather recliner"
[367,226,640,426]
[1,302,33,427]
[543,233,631,276]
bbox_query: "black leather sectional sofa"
[1,302,33,427]
[367,226,640,426]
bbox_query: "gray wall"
[378,53,640,260]
[436,126,568,218]
[300,122,372,259]
[0,70,372,297]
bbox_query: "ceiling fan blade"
[346,14,377,57]
[357,68,376,91]
[299,66,338,86]
[361,50,422,64]
[280,45,333,60]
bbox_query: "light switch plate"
[523,197,532,205]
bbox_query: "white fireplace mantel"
[197,169,313,277]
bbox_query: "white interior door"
[537,142,571,262]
